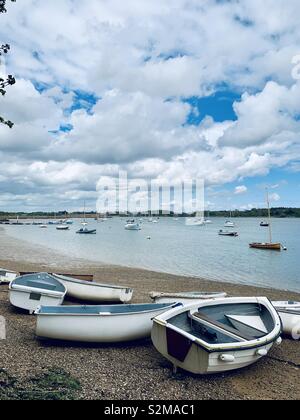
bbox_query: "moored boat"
[35,302,181,343]
[151,297,282,375]
[150,291,228,305]
[53,274,133,303]
[249,242,281,250]
[76,227,97,234]
[9,273,66,314]
[260,221,269,227]
[224,221,235,228]
[219,230,238,237]
[249,189,284,251]
[272,301,300,338]
[56,224,70,231]
[125,220,141,230]
[0,268,18,285]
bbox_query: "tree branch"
[0,0,16,14]
[0,0,16,128]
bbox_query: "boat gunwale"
[150,291,227,299]
[160,321,282,353]
[53,274,133,292]
[275,308,300,316]
[9,273,67,296]
[35,302,181,317]
[153,297,282,353]
[9,283,67,299]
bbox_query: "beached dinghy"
[0,268,18,285]
[272,301,300,338]
[35,302,181,343]
[151,297,282,375]
[53,274,133,303]
[9,273,66,314]
[150,291,227,305]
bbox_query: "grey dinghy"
[272,301,300,338]
[35,303,181,343]
[150,291,227,305]
[53,274,133,303]
[9,273,66,314]
[152,297,282,374]
[0,268,18,285]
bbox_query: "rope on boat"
[267,355,300,369]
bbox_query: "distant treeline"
[208,208,300,218]
[0,207,300,219]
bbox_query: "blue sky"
[0,0,300,212]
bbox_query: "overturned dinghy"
[0,268,18,285]
[53,274,133,303]
[35,303,181,343]
[9,273,66,314]
[272,301,300,338]
[150,291,227,305]
[152,297,282,375]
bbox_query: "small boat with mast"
[224,211,235,228]
[250,189,285,251]
[76,202,97,235]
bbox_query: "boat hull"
[152,321,275,374]
[54,275,133,303]
[275,310,300,338]
[9,287,65,314]
[249,243,281,250]
[272,302,300,338]
[35,304,179,343]
[125,224,141,230]
[0,270,18,285]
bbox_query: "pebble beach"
[0,228,299,400]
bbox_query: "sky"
[0,0,300,212]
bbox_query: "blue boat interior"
[168,303,274,345]
[38,302,179,315]
[13,273,66,293]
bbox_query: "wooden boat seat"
[191,312,254,341]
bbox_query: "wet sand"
[0,228,299,400]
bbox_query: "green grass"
[0,368,81,400]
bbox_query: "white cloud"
[235,186,248,195]
[0,1,300,210]
[269,193,281,202]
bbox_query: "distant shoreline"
[1,209,300,221]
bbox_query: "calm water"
[5,218,300,292]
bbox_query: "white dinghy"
[0,268,18,285]
[9,273,66,314]
[53,274,133,303]
[151,297,282,375]
[272,301,300,338]
[150,291,227,305]
[35,302,181,343]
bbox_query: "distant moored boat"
[250,189,285,251]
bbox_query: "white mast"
[266,188,272,244]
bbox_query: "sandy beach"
[0,228,299,400]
